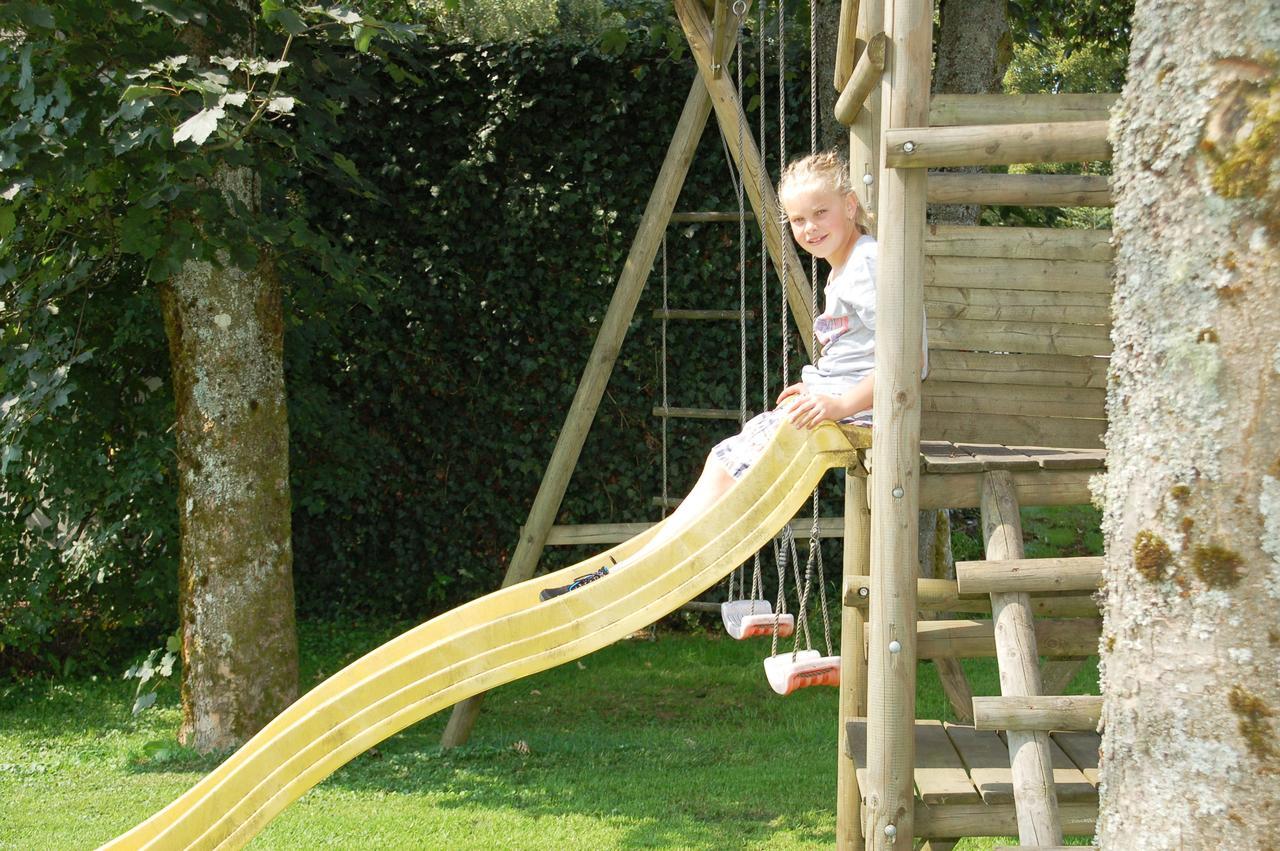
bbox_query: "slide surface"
[101,422,864,850]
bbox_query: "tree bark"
[929,0,1012,224]
[1101,1,1280,845]
[814,0,845,153]
[162,162,299,752]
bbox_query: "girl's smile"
[781,183,862,268]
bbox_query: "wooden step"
[972,695,1103,732]
[956,556,1103,594]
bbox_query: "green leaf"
[132,691,158,715]
[353,24,374,54]
[172,106,224,145]
[16,3,55,29]
[120,206,162,259]
[266,6,307,36]
[0,207,14,239]
[121,85,168,102]
[332,153,359,179]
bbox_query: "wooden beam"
[973,695,1104,733]
[652,406,749,421]
[653,308,757,320]
[914,801,1099,839]
[956,556,1103,595]
[863,0,932,845]
[848,0,884,235]
[886,121,1112,169]
[925,226,1113,262]
[834,0,860,90]
[834,32,888,126]
[844,577,1100,618]
[927,173,1113,207]
[838,465,871,851]
[669,211,755,222]
[673,0,815,356]
[929,93,1118,126]
[981,471,1064,845]
[438,77,713,749]
[902,618,1102,660]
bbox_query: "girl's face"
[781,183,862,268]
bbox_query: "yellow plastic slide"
[101,422,864,850]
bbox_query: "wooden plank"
[926,285,1111,325]
[925,226,1113,262]
[1047,737,1098,802]
[1018,447,1107,470]
[920,468,1096,510]
[928,173,1112,207]
[915,801,1098,839]
[927,256,1114,295]
[834,31,888,125]
[981,471,1063,844]
[943,723,1018,804]
[950,443,1043,472]
[973,695,1104,733]
[439,76,715,750]
[887,121,1111,169]
[924,384,1106,423]
[906,618,1101,660]
[652,406,748,421]
[920,441,985,473]
[928,93,1118,126]
[925,350,1109,390]
[956,557,1104,595]
[920,411,1106,452]
[916,719,983,804]
[927,316,1112,357]
[1051,731,1101,785]
[673,0,815,356]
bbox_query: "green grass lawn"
[1,507,1102,849]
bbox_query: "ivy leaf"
[325,7,362,25]
[353,24,374,54]
[172,106,224,145]
[120,206,162,259]
[332,153,359,179]
[599,27,628,56]
[0,207,15,239]
[264,4,307,36]
[13,3,55,29]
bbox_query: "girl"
[541,152,880,601]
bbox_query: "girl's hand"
[776,382,807,406]
[782,387,843,430]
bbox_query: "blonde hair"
[778,151,872,235]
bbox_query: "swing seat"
[764,649,841,695]
[720,599,795,640]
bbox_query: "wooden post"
[439,77,713,748]
[674,0,816,355]
[848,0,883,233]
[981,470,1064,845]
[834,0,861,90]
[833,32,887,126]
[838,462,871,851]
[863,0,930,845]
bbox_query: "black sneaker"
[539,562,612,602]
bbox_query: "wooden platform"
[845,719,1100,838]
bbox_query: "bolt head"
[858,586,870,597]
[902,141,916,153]
[884,823,897,837]
[862,173,874,186]
[888,640,901,654]
[892,486,904,499]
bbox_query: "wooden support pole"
[972,695,1104,732]
[834,0,860,90]
[710,0,731,78]
[674,0,816,355]
[848,0,884,231]
[838,464,871,851]
[834,32,887,126]
[926,173,1113,207]
[438,77,713,749]
[886,121,1112,169]
[928,93,1118,126]
[843,576,1100,617]
[981,470,1064,845]
[863,0,931,845]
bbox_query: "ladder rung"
[652,406,749,421]
[886,618,1101,660]
[955,556,1103,595]
[652,309,757,321]
[885,120,1111,169]
[972,695,1103,732]
[669,211,755,223]
[927,173,1113,208]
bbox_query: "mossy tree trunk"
[162,8,299,753]
[1101,0,1280,844]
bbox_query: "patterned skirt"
[710,407,871,480]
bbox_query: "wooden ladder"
[963,468,1102,849]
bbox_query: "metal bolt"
[885,823,898,837]
[902,140,916,154]
[858,586,870,598]
[862,172,874,186]
[888,640,901,654]
[892,486,904,499]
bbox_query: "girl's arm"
[780,372,875,430]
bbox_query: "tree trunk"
[815,0,845,153]
[1100,1,1280,844]
[162,161,299,753]
[929,0,1012,224]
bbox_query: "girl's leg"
[619,455,736,565]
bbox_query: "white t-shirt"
[800,234,927,411]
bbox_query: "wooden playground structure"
[445,0,1116,848]
[103,0,1119,848]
